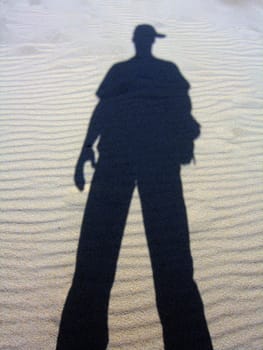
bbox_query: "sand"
[0,1,263,349]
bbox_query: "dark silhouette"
[57,25,213,350]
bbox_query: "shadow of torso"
[95,56,198,164]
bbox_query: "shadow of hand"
[74,148,96,191]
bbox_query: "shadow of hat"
[133,24,166,41]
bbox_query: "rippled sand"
[1,1,263,349]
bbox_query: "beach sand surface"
[0,1,263,349]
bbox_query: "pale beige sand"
[1,1,263,349]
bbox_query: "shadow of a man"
[56,24,213,350]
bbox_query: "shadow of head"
[132,24,166,56]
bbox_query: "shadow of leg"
[138,167,213,350]
[57,157,135,350]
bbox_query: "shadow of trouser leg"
[149,234,213,350]
[57,159,134,350]
[157,277,213,350]
[56,283,110,350]
[139,172,213,350]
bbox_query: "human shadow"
[56,24,213,350]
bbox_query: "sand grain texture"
[1,1,263,349]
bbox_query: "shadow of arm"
[74,103,103,190]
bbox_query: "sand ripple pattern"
[1,15,263,350]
